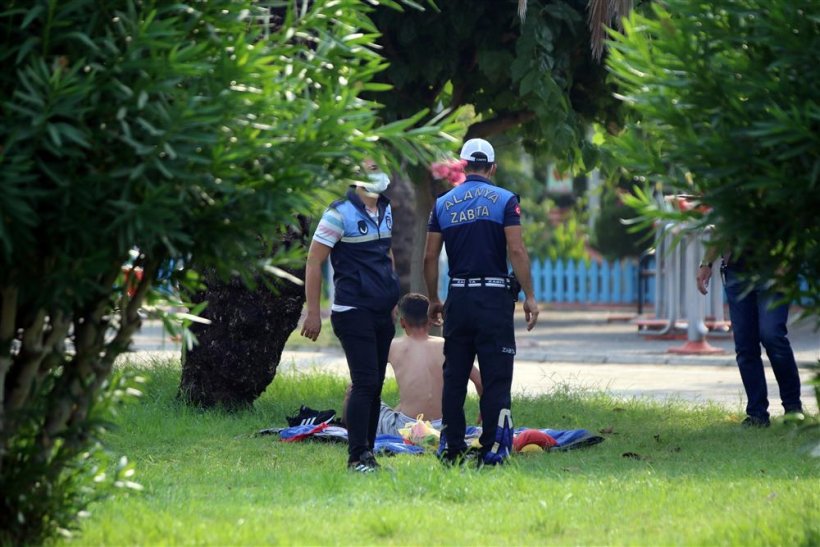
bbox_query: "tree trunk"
[389,166,448,296]
[178,220,309,410]
[387,167,417,294]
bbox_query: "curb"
[513,349,739,367]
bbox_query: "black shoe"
[287,405,336,427]
[476,454,507,469]
[348,451,379,473]
[438,447,478,467]
[437,450,461,467]
[741,416,771,428]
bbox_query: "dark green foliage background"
[607,0,819,314]
[0,0,453,542]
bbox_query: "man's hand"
[428,298,444,326]
[523,296,539,331]
[696,265,712,295]
[300,310,322,341]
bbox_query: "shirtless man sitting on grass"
[343,293,483,436]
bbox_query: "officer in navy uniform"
[302,160,400,472]
[423,138,539,465]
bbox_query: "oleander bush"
[607,0,819,316]
[0,0,452,542]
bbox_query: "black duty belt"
[450,276,511,289]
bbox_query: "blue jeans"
[723,265,803,420]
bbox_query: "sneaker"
[348,451,379,473]
[741,416,771,428]
[475,460,504,470]
[481,408,513,466]
[287,405,336,427]
[783,410,806,425]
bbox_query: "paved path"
[128,307,819,415]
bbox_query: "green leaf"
[15,36,40,64]
[66,31,100,51]
[55,123,91,148]
[21,4,44,29]
[46,123,62,148]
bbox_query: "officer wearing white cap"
[423,138,539,466]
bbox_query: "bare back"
[388,335,445,421]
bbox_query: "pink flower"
[430,161,451,180]
[430,159,467,186]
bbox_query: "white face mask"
[357,172,390,198]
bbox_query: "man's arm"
[696,228,722,295]
[504,225,539,330]
[301,240,332,341]
[423,232,444,325]
[469,364,483,424]
[696,260,716,295]
[387,338,397,371]
[469,365,483,397]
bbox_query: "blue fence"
[439,258,653,305]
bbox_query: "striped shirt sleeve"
[312,207,344,248]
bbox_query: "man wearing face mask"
[301,159,400,473]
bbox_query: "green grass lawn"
[69,358,819,546]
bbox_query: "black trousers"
[331,308,395,462]
[441,286,515,455]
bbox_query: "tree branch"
[5,309,47,412]
[465,110,536,139]
[66,259,158,437]
[0,285,19,475]
[101,259,158,371]
[39,267,121,451]
[34,310,70,389]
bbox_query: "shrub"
[606,0,819,315]
[0,0,451,542]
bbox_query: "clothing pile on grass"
[257,405,604,456]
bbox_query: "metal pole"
[668,227,724,354]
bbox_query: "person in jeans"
[697,251,804,427]
[301,160,400,472]
[423,138,539,466]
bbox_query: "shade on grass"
[74,359,819,546]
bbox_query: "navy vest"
[329,189,400,312]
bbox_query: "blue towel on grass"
[270,425,602,453]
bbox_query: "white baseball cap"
[459,138,495,163]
